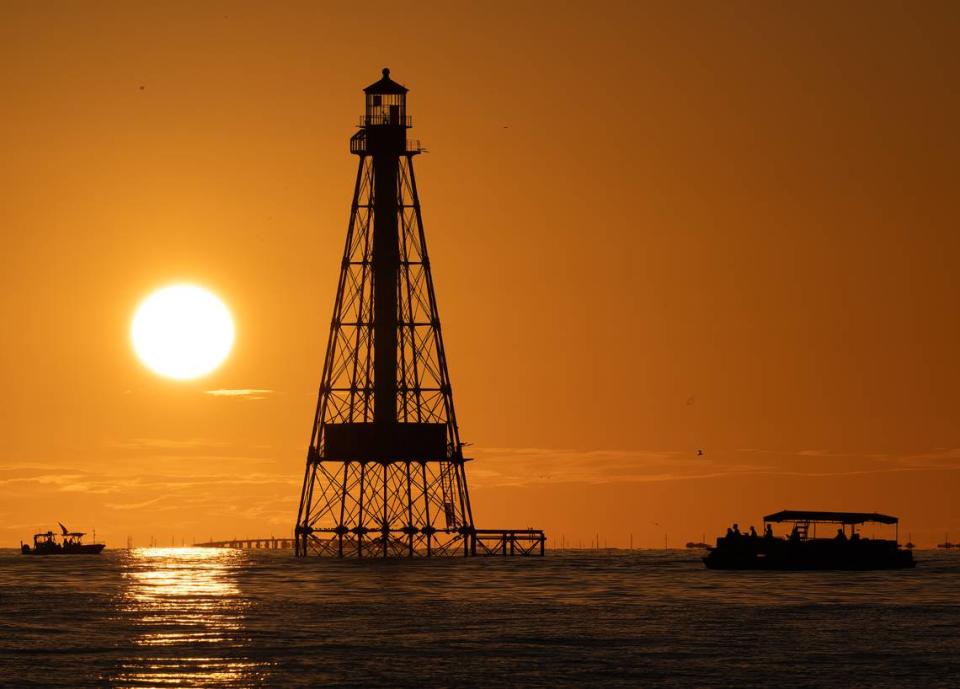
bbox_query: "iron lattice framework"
[295,69,543,558]
[295,69,474,557]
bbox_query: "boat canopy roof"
[764,510,898,525]
[32,530,85,537]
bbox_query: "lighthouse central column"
[372,149,399,424]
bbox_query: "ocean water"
[1,548,959,688]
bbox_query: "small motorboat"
[21,523,105,555]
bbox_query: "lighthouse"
[294,69,544,558]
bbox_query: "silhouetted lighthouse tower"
[295,69,543,557]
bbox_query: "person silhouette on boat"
[835,527,847,542]
[724,524,742,544]
[749,526,758,538]
[764,524,774,539]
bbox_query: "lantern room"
[363,68,409,127]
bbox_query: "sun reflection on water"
[114,547,268,686]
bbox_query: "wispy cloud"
[205,389,274,400]
[468,446,742,488]
[110,438,229,450]
[3,446,960,545]
[105,495,170,511]
[467,446,960,488]
[0,472,87,488]
[0,461,300,542]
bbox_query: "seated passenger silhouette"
[749,526,758,538]
[764,524,774,539]
[835,528,847,542]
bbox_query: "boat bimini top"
[763,510,899,525]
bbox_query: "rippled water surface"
[1,548,959,688]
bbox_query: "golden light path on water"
[3,548,960,686]
[115,547,267,687]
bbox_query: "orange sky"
[2,2,959,548]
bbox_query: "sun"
[131,284,235,380]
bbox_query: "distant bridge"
[195,529,546,556]
[196,538,294,550]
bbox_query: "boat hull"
[21,543,105,555]
[703,538,915,570]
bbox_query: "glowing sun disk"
[132,284,234,380]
